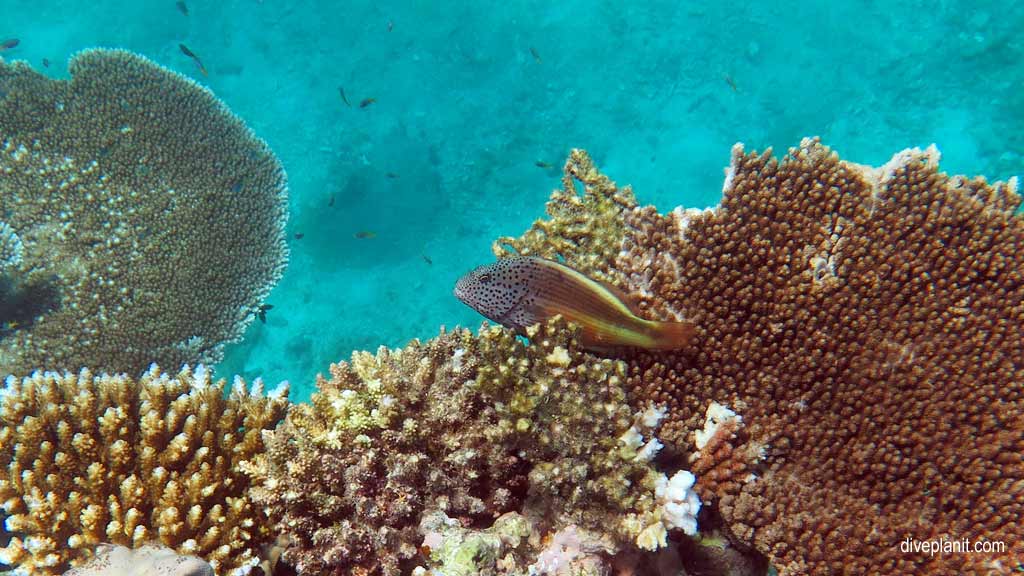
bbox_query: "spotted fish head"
[454,258,533,324]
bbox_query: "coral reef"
[244,319,690,576]
[63,543,213,576]
[414,511,615,576]
[416,511,533,576]
[0,49,287,376]
[0,365,289,575]
[498,142,1024,574]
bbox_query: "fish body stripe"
[526,259,660,347]
[567,308,659,348]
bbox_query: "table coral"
[498,141,1024,574]
[0,365,289,575]
[243,320,685,576]
[0,49,287,376]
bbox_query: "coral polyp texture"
[0,48,287,376]
[243,320,685,576]
[498,142,1023,574]
[0,365,289,575]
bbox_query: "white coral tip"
[619,426,643,449]
[268,380,289,399]
[193,364,209,388]
[635,438,663,462]
[654,470,702,538]
[640,403,667,428]
[666,470,697,499]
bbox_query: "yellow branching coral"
[0,49,287,376]
[493,149,635,287]
[244,320,678,576]
[500,142,1024,574]
[0,365,289,575]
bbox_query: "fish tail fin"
[648,320,697,350]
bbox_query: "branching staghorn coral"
[500,141,1024,574]
[0,365,289,575]
[0,49,287,376]
[243,320,689,576]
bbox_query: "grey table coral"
[0,48,288,376]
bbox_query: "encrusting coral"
[63,543,213,576]
[0,365,289,575]
[243,319,693,576]
[497,141,1024,574]
[0,49,287,376]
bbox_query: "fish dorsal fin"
[596,278,643,316]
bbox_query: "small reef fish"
[179,43,207,77]
[535,160,554,169]
[454,256,696,351]
[354,231,377,239]
[422,254,433,265]
[256,303,273,324]
[724,73,738,92]
[359,97,376,108]
[42,58,49,67]
[176,1,189,16]
[387,20,394,32]
[529,46,542,63]
[328,194,336,207]
[0,39,19,52]
[338,86,351,107]
[294,232,304,240]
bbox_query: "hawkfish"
[454,256,695,351]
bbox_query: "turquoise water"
[4,0,1021,400]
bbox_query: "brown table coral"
[497,140,1023,574]
[0,49,288,376]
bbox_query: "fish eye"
[479,272,492,283]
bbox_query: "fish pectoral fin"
[496,290,549,334]
[520,301,550,329]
